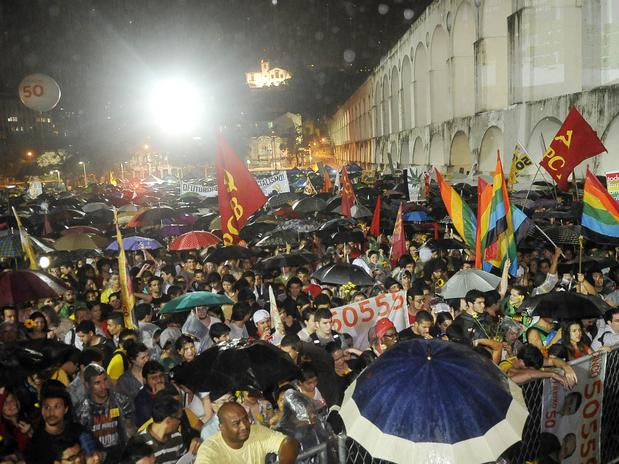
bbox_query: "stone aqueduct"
[328,0,619,177]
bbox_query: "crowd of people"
[0,184,617,464]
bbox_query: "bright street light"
[148,78,204,135]
[26,151,33,157]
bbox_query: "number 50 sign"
[330,291,409,350]
[18,73,61,112]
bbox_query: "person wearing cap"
[252,309,284,345]
[75,364,135,462]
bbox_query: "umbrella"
[256,251,316,270]
[0,270,69,306]
[203,245,254,263]
[318,217,357,232]
[275,219,321,233]
[312,263,374,286]
[255,230,301,247]
[558,257,617,275]
[160,291,234,314]
[239,222,278,241]
[54,233,108,251]
[106,236,163,251]
[61,226,103,236]
[329,230,365,244]
[340,339,528,464]
[291,197,328,214]
[333,204,373,218]
[86,209,115,225]
[266,192,301,209]
[537,225,582,245]
[403,211,433,222]
[425,238,469,250]
[170,340,301,399]
[522,292,607,320]
[159,224,189,237]
[118,203,139,212]
[82,202,109,213]
[127,207,177,228]
[0,234,23,258]
[440,269,502,299]
[169,231,221,250]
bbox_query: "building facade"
[328,0,619,177]
[246,60,292,89]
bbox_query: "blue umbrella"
[340,339,528,464]
[106,236,163,251]
[346,163,362,173]
[403,211,432,222]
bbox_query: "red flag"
[390,202,406,264]
[215,136,267,245]
[540,107,606,191]
[369,195,381,237]
[322,168,333,193]
[340,167,356,218]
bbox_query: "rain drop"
[378,4,389,15]
[343,49,356,63]
[404,9,415,20]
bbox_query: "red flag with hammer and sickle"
[540,107,606,191]
[340,167,356,218]
[216,136,267,245]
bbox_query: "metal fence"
[296,348,619,464]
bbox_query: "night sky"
[0,0,430,161]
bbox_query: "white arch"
[526,117,562,177]
[430,134,446,167]
[391,66,400,133]
[401,56,413,130]
[401,139,410,167]
[414,43,429,127]
[450,131,473,172]
[431,25,450,123]
[382,75,390,135]
[412,137,426,165]
[452,1,476,117]
[374,81,382,137]
[479,126,504,172]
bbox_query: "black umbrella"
[266,192,301,209]
[255,230,300,247]
[256,251,316,270]
[536,225,582,245]
[312,263,375,286]
[203,245,254,263]
[291,197,327,214]
[329,230,365,244]
[558,257,616,275]
[522,292,608,320]
[318,217,357,232]
[239,222,278,241]
[170,341,300,399]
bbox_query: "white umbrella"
[440,269,501,299]
[82,202,109,213]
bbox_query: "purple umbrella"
[160,225,189,237]
[0,270,69,306]
[106,236,163,251]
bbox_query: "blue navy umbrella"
[106,236,163,251]
[403,211,432,222]
[340,339,528,464]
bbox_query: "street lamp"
[51,170,61,184]
[78,161,87,187]
[26,151,33,158]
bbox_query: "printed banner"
[541,351,607,464]
[508,143,533,188]
[606,171,619,201]
[406,167,426,201]
[180,181,218,197]
[330,291,409,350]
[182,172,290,198]
[256,172,290,195]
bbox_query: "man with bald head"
[194,402,299,463]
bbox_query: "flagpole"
[578,235,584,274]
[533,223,565,258]
[572,171,580,201]
[523,164,542,208]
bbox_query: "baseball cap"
[252,309,270,324]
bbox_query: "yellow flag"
[507,143,533,188]
[113,209,135,328]
[12,207,38,270]
[109,171,117,186]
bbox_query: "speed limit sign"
[18,74,61,112]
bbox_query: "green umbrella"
[159,291,234,314]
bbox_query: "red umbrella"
[169,231,221,250]
[0,270,69,306]
[127,207,177,228]
[61,226,103,236]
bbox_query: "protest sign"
[256,171,290,195]
[606,171,619,201]
[330,291,409,350]
[406,167,426,201]
[541,351,607,464]
[180,181,218,197]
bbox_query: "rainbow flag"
[475,178,492,270]
[582,169,619,244]
[483,154,518,276]
[435,169,476,250]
